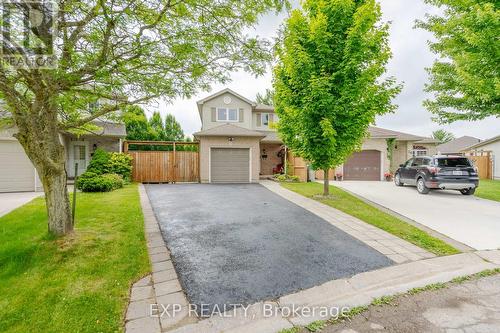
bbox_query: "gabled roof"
[437,136,481,154]
[193,123,266,138]
[461,135,500,151]
[196,88,257,107]
[368,126,429,141]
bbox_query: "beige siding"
[252,112,279,131]
[199,136,260,183]
[465,140,500,179]
[201,93,253,130]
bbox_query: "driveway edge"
[261,180,436,263]
[125,184,199,333]
[167,251,499,332]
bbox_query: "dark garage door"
[211,148,250,183]
[344,150,381,180]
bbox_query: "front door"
[69,142,89,177]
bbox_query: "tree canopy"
[274,0,401,194]
[0,0,287,235]
[432,129,455,143]
[256,88,275,106]
[417,0,499,123]
[123,107,185,142]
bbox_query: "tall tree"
[164,114,185,141]
[0,0,286,235]
[274,0,401,195]
[256,88,275,106]
[432,129,455,143]
[123,106,150,141]
[417,0,499,123]
[149,112,165,141]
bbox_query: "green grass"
[0,185,149,333]
[476,179,500,202]
[281,182,459,256]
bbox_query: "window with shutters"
[216,107,238,122]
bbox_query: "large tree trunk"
[41,168,73,236]
[323,168,329,196]
[12,98,73,236]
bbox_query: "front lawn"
[476,179,500,202]
[0,185,149,333]
[281,182,459,256]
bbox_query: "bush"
[102,173,124,190]
[274,174,300,182]
[106,153,132,181]
[76,171,114,192]
[86,148,110,174]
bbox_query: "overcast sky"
[152,0,500,140]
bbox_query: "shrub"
[106,153,132,181]
[274,174,300,182]
[102,173,124,190]
[76,171,114,192]
[86,148,110,174]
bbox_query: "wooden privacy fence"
[466,152,493,180]
[124,141,200,183]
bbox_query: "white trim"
[68,140,90,177]
[216,107,239,122]
[119,138,122,153]
[249,147,252,182]
[208,148,211,183]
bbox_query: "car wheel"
[460,188,476,195]
[394,173,403,186]
[416,178,430,194]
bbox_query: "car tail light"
[427,166,440,175]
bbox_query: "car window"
[404,159,413,167]
[422,158,431,166]
[413,158,422,166]
[436,157,472,167]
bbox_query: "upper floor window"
[217,107,238,122]
[261,113,269,126]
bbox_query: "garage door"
[0,140,36,192]
[211,148,250,183]
[344,150,381,181]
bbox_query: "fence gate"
[124,141,200,183]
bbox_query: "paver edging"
[125,184,199,333]
[260,180,436,263]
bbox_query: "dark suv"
[394,156,479,195]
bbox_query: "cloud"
[156,0,500,140]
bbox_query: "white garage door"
[211,148,250,183]
[0,140,36,192]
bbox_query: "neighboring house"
[436,136,481,155]
[0,121,126,192]
[193,88,440,182]
[461,135,500,180]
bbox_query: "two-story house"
[193,88,283,183]
[193,88,440,183]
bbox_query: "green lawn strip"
[280,182,459,256]
[0,184,149,333]
[475,179,500,202]
[278,268,500,333]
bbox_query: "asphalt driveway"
[145,184,392,315]
[332,181,500,251]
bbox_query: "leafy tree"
[274,0,401,195]
[164,114,185,141]
[149,112,165,141]
[123,106,151,141]
[432,129,455,143]
[0,0,286,235]
[417,0,499,123]
[256,88,275,106]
